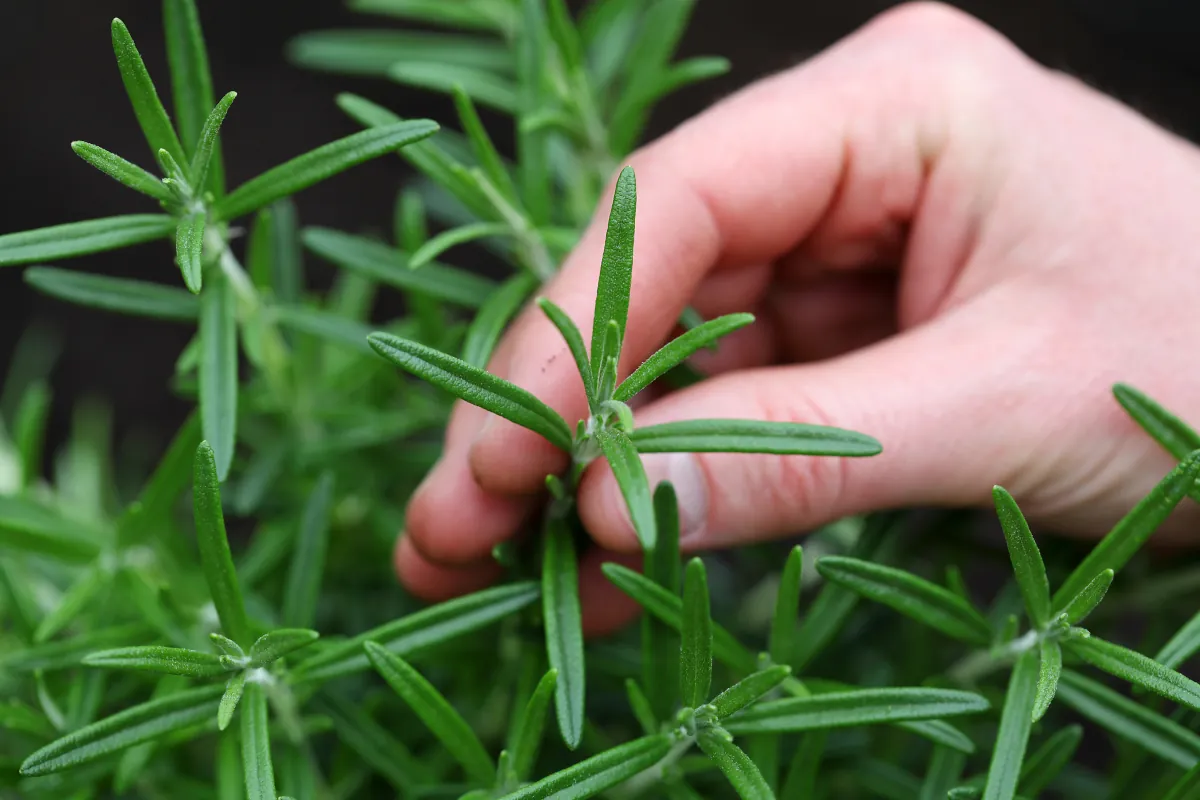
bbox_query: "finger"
[468,4,1016,497]
[395,535,502,602]
[577,305,1043,552]
[687,263,773,319]
[403,449,535,565]
[579,548,643,638]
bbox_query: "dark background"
[2,0,1199,460]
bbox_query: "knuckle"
[866,2,994,42]
[855,1,1023,83]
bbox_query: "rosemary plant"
[3,2,1200,800]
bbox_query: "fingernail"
[641,452,709,543]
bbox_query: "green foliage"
[3,2,1200,799]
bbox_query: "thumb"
[577,308,1047,552]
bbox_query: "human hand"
[398,2,1200,631]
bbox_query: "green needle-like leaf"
[981,648,1039,800]
[508,669,558,784]
[409,221,511,269]
[595,320,621,400]
[723,687,989,735]
[1057,669,1200,769]
[176,211,206,293]
[19,683,223,775]
[194,441,251,645]
[33,563,109,643]
[453,85,518,201]
[1032,640,1061,723]
[596,427,657,549]
[289,29,511,76]
[189,91,237,195]
[111,18,186,165]
[14,381,51,490]
[0,215,177,267]
[368,333,573,450]
[82,645,230,677]
[390,62,518,113]
[920,746,967,800]
[512,0,551,223]
[218,671,245,731]
[316,692,428,792]
[603,562,758,673]
[1018,725,1082,798]
[248,629,320,668]
[791,514,897,668]
[816,556,992,645]
[681,558,713,708]
[248,199,304,304]
[24,266,200,322]
[0,700,54,739]
[546,0,584,72]
[993,487,1051,628]
[293,581,540,682]
[781,731,826,800]
[1157,610,1200,670]
[117,411,201,544]
[614,313,754,401]
[461,273,538,367]
[712,666,792,720]
[70,141,173,202]
[902,721,977,754]
[268,305,374,354]
[1163,763,1200,800]
[644,482,682,720]
[1052,450,1200,609]
[335,93,496,219]
[240,682,277,800]
[341,90,493,204]
[1061,569,1113,626]
[615,56,730,132]
[157,146,191,193]
[494,734,673,800]
[770,546,803,667]
[199,272,238,480]
[629,419,883,456]
[364,642,495,786]
[348,0,513,31]
[304,227,497,308]
[1066,634,1200,711]
[0,495,104,562]
[1,623,150,672]
[1113,383,1200,462]
[625,679,658,735]
[282,471,334,629]
[698,728,774,800]
[543,515,585,750]
[215,120,439,221]
[538,297,595,404]
[164,0,218,165]
[590,166,636,375]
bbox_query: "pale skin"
[398,3,1200,633]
